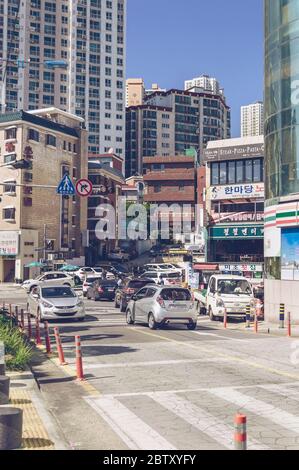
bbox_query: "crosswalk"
[85,382,299,450]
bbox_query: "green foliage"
[0,315,33,370]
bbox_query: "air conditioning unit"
[47,254,54,261]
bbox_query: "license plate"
[169,304,187,309]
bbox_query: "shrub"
[0,317,33,370]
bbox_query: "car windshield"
[93,268,103,272]
[41,287,76,298]
[217,280,252,295]
[160,289,191,301]
[143,273,157,279]
[128,280,152,289]
[86,277,102,283]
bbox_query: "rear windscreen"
[160,289,191,301]
[129,280,153,289]
[161,272,181,279]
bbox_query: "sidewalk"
[222,319,299,337]
[7,368,67,450]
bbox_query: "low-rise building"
[0,108,88,282]
[204,136,265,283]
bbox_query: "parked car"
[82,275,102,297]
[144,263,183,275]
[94,263,130,276]
[27,285,85,322]
[92,267,115,280]
[206,275,255,321]
[115,278,156,312]
[74,267,96,281]
[108,249,130,262]
[22,272,75,293]
[140,271,182,286]
[126,286,197,330]
[86,279,118,301]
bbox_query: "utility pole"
[43,224,47,263]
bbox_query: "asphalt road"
[1,286,299,450]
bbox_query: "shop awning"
[193,264,218,271]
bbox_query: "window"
[236,161,244,184]
[46,134,56,147]
[228,161,235,184]
[253,159,262,182]
[3,181,16,194]
[211,163,219,185]
[154,185,161,193]
[28,128,39,142]
[23,197,32,207]
[245,160,253,183]
[179,184,185,191]
[3,208,15,220]
[5,128,17,140]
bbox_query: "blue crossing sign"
[57,173,75,195]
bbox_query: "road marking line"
[192,331,250,343]
[259,383,299,402]
[149,392,268,450]
[209,388,299,434]
[82,357,232,370]
[132,328,299,381]
[84,396,176,450]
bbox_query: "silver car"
[126,286,197,330]
[27,285,85,322]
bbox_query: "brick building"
[0,108,88,282]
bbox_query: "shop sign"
[0,231,19,256]
[210,211,264,224]
[203,143,264,162]
[208,183,264,201]
[210,225,264,239]
[219,264,263,273]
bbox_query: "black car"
[115,278,156,312]
[86,279,118,301]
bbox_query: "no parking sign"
[76,179,93,197]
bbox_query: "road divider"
[234,414,247,450]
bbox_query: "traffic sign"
[76,178,93,197]
[57,174,75,195]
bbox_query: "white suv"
[22,272,75,293]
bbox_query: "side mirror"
[132,295,137,301]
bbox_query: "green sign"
[210,225,264,240]
[185,148,197,158]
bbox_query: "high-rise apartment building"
[0,0,126,157]
[126,87,231,177]
[241,102,264,137]
[184,75,224,96]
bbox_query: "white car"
[82,275,102,297]
[74,267,96,281]
[108,249,130,262]
[144,263,184,276]
[140,271,182,286]
[22,272,75,293]
[206,275,255,321]
[92,267,115,280]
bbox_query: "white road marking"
[82,357,232,370]
[84,396,176,450]
[192,331,250,343]
[209,388,299,434]
[149,392,268,450]
[259,383,299,402]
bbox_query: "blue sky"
[126,0,263,137]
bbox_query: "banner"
[208,183,264,201]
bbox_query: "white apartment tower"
[241,101,264,137]
[0,0,126,156]
[184,75,224,95]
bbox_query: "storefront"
[0,230,38,283]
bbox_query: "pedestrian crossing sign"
[57,173,75,195]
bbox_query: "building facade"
[241,102,264,137]
[184,75,224,96]
[204,136,264,283]
[264,0,299,323]
[126,88,231,178]
[126,78,144,107]
[0,108,88,282]
[0,0,126,156]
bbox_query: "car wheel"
[209,307,216,322]
[120,299,126,312]
[148,313,158,330]
[126,310,135,325]
[29,285,37,293]
[187,321,197,330]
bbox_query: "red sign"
[75,179,93,197]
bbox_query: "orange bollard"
[35,316,42,346]
[75,335,84,381]
[27,312,32,339]
[287,312,292,338]
[223,307,227,329]
[54,327,67,365]
[234,414,247,450]
[44,321,52,354]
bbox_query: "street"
[1,285,299,450]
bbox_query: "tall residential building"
[241,102,264,137]
[184,75,224,95]
[264,0,299,324]
[0,0,126,157]
[125,87,231,177]
[126,78,144,107]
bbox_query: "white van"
[206,275,254,321]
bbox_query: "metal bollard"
[234,414,247,450]
[279,303,285,329]
[246,305,251,328]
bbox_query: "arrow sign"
[57,174,75,195]
[76,178,93,197]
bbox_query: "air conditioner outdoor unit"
[47,254,54,261]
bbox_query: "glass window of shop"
[210,158,263,186]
